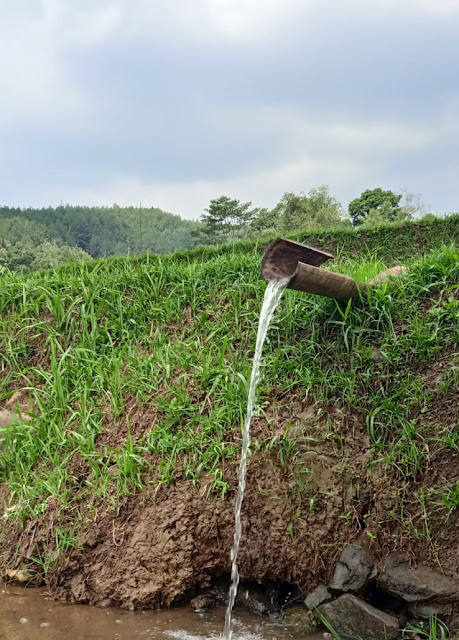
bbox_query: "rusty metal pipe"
[261,238,367,300]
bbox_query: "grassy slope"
[0,220,458,596]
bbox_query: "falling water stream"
[223,278,290,640]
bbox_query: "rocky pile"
[187,543,459,640]
[306,543,459,639]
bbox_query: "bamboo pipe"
[287,261,367,299]
[261,238,367,300]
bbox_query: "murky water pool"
[0,586,325,640]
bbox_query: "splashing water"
[223,278,290,640]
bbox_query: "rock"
[190,584,228,611]
[305,584,333,610]
[317,594,400,640]
[5,389,30,413]
[5,569,31,584]
[5,568,44,587]
[282,606,316,633]
[0,409,30,427]
[378,554,459,604]
[0,409,32,452]
[206,584,227,605]
[5,390,30,409]
[190,595,211,611]
[263,579,302,608]
[329,543,376,594]
[409,602,453,620]
[95,598,114,609]
[236,585,273,616]
[369,265,407,285]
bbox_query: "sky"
[1,0,459,220]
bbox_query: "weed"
[402,615,450,640]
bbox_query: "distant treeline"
[0,204,199,272]
[0,187,447,273]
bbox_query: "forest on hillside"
[0,187,436,273]
[0,204,199,273]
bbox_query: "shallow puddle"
[0,586,325,640]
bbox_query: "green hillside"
[0,219,458,611]
[0,204,199,272]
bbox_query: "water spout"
[261,238,367,300]
[223,278,290,640]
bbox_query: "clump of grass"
[402,615,451,640]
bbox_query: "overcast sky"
[1,0,459,219]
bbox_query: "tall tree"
[249,207,281,234]
[348,188,402,226]
[271,186,345,232]
[198,196,256,244]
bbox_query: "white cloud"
[214,103,439,155]
[379,0,459,13]
[117,0,312,45]
[34,154,361,218]
[114,0,459,48]
[0,2,91,130]
[66,4,124,48]
[29,96,459,217]
[34,134,459,217]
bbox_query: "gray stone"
[329,543,376,594]
[409,603,453,620]
[0,409,30,427]
[95,598,114,609]
[190,595,211,611]
[305,584,333,610]
[317,594,400,640]
[190,585,227,611]
[282,606,316,633]
[378,554,459,604]
[236,586,272,616]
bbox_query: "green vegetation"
[0,187,437,273]
[320,613,452,640]
[0,204,199,271]
[403,616,450,640]
[349,188,403,226]
[198,186,349,243]
[183,214,459,265]
[268,186,346,232]
[0,217,458,589]
[195,195,259,244]
[347,187,429,228]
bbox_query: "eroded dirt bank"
[2,398,458,611]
